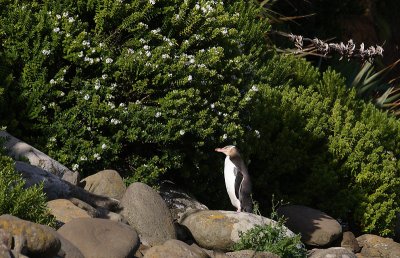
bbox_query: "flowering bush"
[0,0,272,184]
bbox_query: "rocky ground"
[1,131,400,258]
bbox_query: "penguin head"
[215,145,240,157]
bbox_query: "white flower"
[162,54,170,59]
[175,14,180,20]
[82,40,90,46]
[42,49,51,55]
[179,130,185,135]
[101,143,107,149]
[145,51,151,57]
[63,12,69,17]
[151,28,161,34]
[80,156,87,161]
[108,102,115,109]
[60,91,65,97]
[53,27,60,33]
[149,0,156,4]
[221,28,228,35]
[84,94,90,100]
[188,75,193,81]
[155,112,162,118]
[138,22,148,29]
[49,137,56,142]
[72,164,79,171]
[143,45,150,50]
[105,58,113,64]
[78,51,83,57]
[222,134,227,140]
[168,73,172,77]
[210,103,215,109]
[119,103,126,107]
[93,153,101,160]
[111,118,121,125]
[56,14,61,19]
[50,79,56,84]
[255,130,260,138]
[251,85,259,92]
[102,74,108,80]
[111,83,117,89]
[68,17,75,23]
[87,126,91,131]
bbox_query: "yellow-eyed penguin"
[215,145,253,213]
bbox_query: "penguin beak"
[215,148,227,154]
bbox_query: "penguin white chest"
[224,156,241,209]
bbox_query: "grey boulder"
[277,205,342,246]
[121,182,176,246]
[57,218,139,258]
[357,234,400,258]
[179,210,294,252]
[143,239,209,258]
[159,180,208,221]
[308,247,357,258]
[226,250,280,258]
[0,215,60,258]
[81,169,126,200]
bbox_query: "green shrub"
[247,77,400,236]
[0,142,55,226]
[234,202,306,258]
[0,0,272,183]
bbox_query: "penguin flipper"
[234,168,243,201]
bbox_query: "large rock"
[0,215,60,257]
[55,234,85,258]
[120,182,176,246]
[277,205,342,246]
[0,228,28,258]
[226,250,280,258]
[57,218,139,258]
[143,239,209,258]
[341,231,361,253]
[81,170,126,200]
[15,161,120,211]
[308,247,357,258]
[47,199,91,224]
[357,234,400,257]
[179,210,294,251]
[159,180,208,221]
[39,224,85,258]
[0,131,79,184]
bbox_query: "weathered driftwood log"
[15,161,120,211]
[0,131,79,185]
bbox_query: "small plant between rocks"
[0,138,56,227]
[234,198,307,258]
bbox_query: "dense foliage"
[1,0,400,236]
[249,77,400,236]
[234,204,306,258]
[0,142,55,226]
